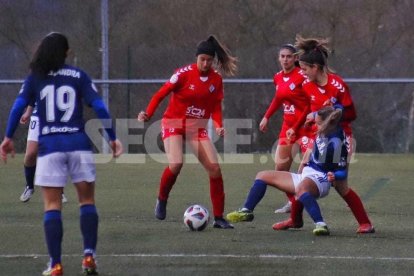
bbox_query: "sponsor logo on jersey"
[186,105,206,118]
[42,126,80,135]
[311,95,316,101]
[209,85,215,93]
[330,97,337,104]
[283,103,295,114]
[289,83,296,90]
[49,68,81,78]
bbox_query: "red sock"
[158,167,178,201]
[290,199,304,224]
[343,188,371,225]
[286,192,295,203]
[210,176,225,218]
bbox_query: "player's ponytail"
[295,35,332,73]
[317,106,342,135]
[196,35,237,76]
[30,32,69,77]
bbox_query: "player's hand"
[323,99,333,106]
[137,111,149,122]
[20,106,33,124]
[20,114,30,124]
[304,112,315,127]
[259,117,268,132]
[327,171,335,182]
[215,127,225,137]
[110,139,123,158]
[0,137,15,163]
[286,128,296,141]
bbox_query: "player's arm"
[20,105,34,124]
[298,147,312,173]
[260,90,283,132]
[211,100,224,137]
[90,99,123,158]
[288,103,311,140]
[1,97,29,162]
[137,83,173,121]
[81,73,123,158]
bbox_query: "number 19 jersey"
[17,65,102,156]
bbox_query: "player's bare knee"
[169,163,183,174]
[207,164,221,178]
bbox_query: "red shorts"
[161,127,209,141]
[277,123,314,154]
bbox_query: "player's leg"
[335,179,375,233]
[20,140,38,202]
[227,170,296,223]
[296,177,329,236]
[20,117,39,202]
[36,152,67,275]
[75,181,98,275]
[188,138,233,229]
[274,143,295,213]
[336,134,374,234]
[69,150,98,275]
[155,134,184,220]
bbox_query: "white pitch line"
[1,253,414,261]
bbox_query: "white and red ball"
[183,204,210,231]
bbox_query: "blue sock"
[298,192,324,223]
[43,210,63,266]
[24,165,36,189]
[243,179,267,211]
[80,204,99,256]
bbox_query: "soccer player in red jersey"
[273,35,375,234]
[259,44,313,214]
[137,35,237,229]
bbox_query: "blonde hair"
[316,106,342,135]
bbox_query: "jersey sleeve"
[79,71,102,105]
[5,77,34,138]
[264,89,283,119]
[145,71,183,118]
[338,83,357,122]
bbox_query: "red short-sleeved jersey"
[302,73,356,135]
[146,63,224,129]
[264,67,310,131]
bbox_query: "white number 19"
[40,85,76,122]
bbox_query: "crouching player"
[227,106,348,235]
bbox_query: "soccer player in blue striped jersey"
[0,32,123,275]
[227,106,348,236]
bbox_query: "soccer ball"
[183,204,210,231]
